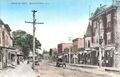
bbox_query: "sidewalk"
[47,61,120,77]
[68,63,120,74]
[0,61,38,77]
[49,61,120,73]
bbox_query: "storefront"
[103,46,115,67]
[0,47,20,69]
[0,47,8,69]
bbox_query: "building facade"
[72,38,84,52]
[0,19,20,69]
[49,48,58,61]
[57,43,73,63]
[90,5,116,66]
[72,38,84,63]
[84,2,120,67]
[58,43,72,53]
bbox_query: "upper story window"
[107,14,111,28]
[100,19,104,30]
[107,14,111,22]
[93,21,97,29]
[107,21,111,28]
[0,32,1,44]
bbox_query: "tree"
[12,30,41,58]
[27,34,41,50]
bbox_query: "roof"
[0,19,4,25]
[4,24,11,32]
[92,5,107,17]
[72,38,83,42]
[0,19,11,32]
[58,43,72,46]
[85,22,92,37]
[90,5,117,20]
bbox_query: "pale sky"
[0,0,112,51]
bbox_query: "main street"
[0,60,120,77]
[35,60,120,77]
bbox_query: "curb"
[50,62,120,74]
[105,68,120,74]
[69,64,99,69]
[69,64,120,74]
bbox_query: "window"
[107,32,111,44]
[107,14,111,28]
[93,36,95,43]
[100,20,104,30]
[0,32,1,44]
[108,40,111,44]
[99,36,103,44]
[2,31,5,46]
[107,21,111,28]
[93,21,97,28]
[88,40,90,47]
[6,35,8,46]
[107,14,111,22]
[85,42,87,47]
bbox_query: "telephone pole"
[25,10,44,69]
[68,37,72,64]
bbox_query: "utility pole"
[114,0,120,68]
[25,10,44,69]
[68,37,71,64]
[98,18,103,68]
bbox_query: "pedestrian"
[27,59,29,64]
[17,57,20,65]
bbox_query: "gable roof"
[93,5,107,17]
[90,5,117,20]
[0,19,4,25]
[85,22,92,37]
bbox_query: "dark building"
[85,2,120,67]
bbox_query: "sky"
[0,0,112,51]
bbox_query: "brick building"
[57,43,73,63]
[58,43,72,54]
[72,38,84,63]
[72,38,84,52]
[85,2,120,67]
